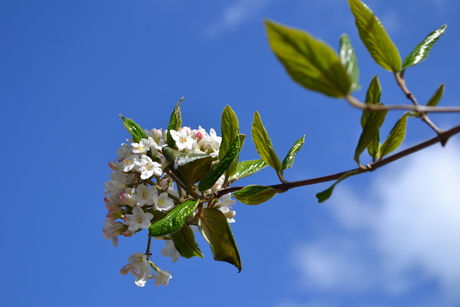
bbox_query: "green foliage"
[348,0,401,72]
[426,84,445,107]
[119,114,148,143]
[233,185,277,205]
[265,19,352,98]
[316,171,358,203]
[339,34,360,92]
[252,111,282,171]
[170,225,204,259]
[198,208,241,271]
[166,98,184,148]
[149,199,200,237]
[402,25,447,70]
[220,105,241,178]
[231,159,268,181]
[281,135,305,171]
[380,112,409,158]
[362,76,382,159]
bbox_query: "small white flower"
[153,268,172,287]
[117,143,132,158]
[154,192,174,211]
[120,253,155,287]
[160,239,181,262]
[216,194,236,223]
[124,206,154,232]
[131,138,152,154]
[120,154,138,172]
[102,218,125,247]
[170,129,194,151]
[131,184,157,207]
[135,155,162,180]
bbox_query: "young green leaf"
[170,225,204,259]
[198,208,241,272]
[233,185,277,205]
[316,171,358,203]
[166,98,184,148]
[220,105,241,178]
[265,19,352,98]
[281,135,305,171]
[252,111,282,171]
[426,84,445,107]
[339,34,360,92]
[348,0,402,72]
[354,108,388,165]
[362,75,382,159]
[162,147,213,187]
[231,159,268,181]
[402,25,447,70]
[119,114,148,143]
[198,134,245,191]
[149,199,200,237]
[379,112,409,158]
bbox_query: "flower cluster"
[103,125,237,287]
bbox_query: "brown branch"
[215,124,460,198]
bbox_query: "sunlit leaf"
[231,159,268,181]
[166,98,184,148]
[426,84,445,107]
[149,199,199,237]
[119,114,148,143]
[362,75,382,158]
[354,108,388,165]
[252,111,282,171]
[233,185,277,205]
[379,112,409,158]
[198,208,241,272]
[281,135,305,171]
[265,19,351,98]
[348,0,401,72]
[402,25,447,70]
[316,171,358,203]
[170,225,204,259]
[339,34,360,92]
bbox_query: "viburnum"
[103,99,304,287]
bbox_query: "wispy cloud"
[204,0,273,38]
[287,141,460,305]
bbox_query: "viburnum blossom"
[103,120,239,287]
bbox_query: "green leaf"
[252,111,282,171]
[265,19,352,98]
[231,159,268,181]
[198,208,241,272]
[281,135,305,171]
[402,25,447,70]
[166,98,184,148]
[233,185,277,205]
[220,105,241,177]
[348,0,401,72]
[198,134,245,191]
[354,108,388,166]
[170,225,204,259]
[339,34,360,92]
[379,112,409,158]
[316,171,358,203]
[119,114,148,143]
[426,84,445,107]
[362,75,382,158]
[149,199,199,237]
[163,147,212,187]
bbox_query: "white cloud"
[205,0,273,37]
[289,140,460,304]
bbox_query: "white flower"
[216,194,236,223]
[160,239,181,262]
[154,192,174,211]
[135,155,162,180]
[170,129,194,151]
[102,218,125,247]
[120,154,138,172]
[131,138,152,154]
[131,184,157,207]
[153,268,172,287]
[117,143,132,158]
[120,253,155,287]
[124,206,154,232]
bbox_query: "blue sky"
[2,0,460,306]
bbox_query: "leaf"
[233,185,277,205]
[119,114,148,143]
[265,19,351,98]
[198,208,241,272]
[339,34,360,92]
[252,111,282,171]
[198,134,245,191]
[362,75,382,158]
[220,105,241,177]
[316,171,358,203]
[162,147,212,187]
[348,0,401,72]
[281,135,305,171]
[231,159,268,181]
[354,108,388,166]
[379,112,409,158]
[170,225,204,259]
[149,199,199,237]
[402,25,447,70]
[426,84,445,107]
[166,98,184,148]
